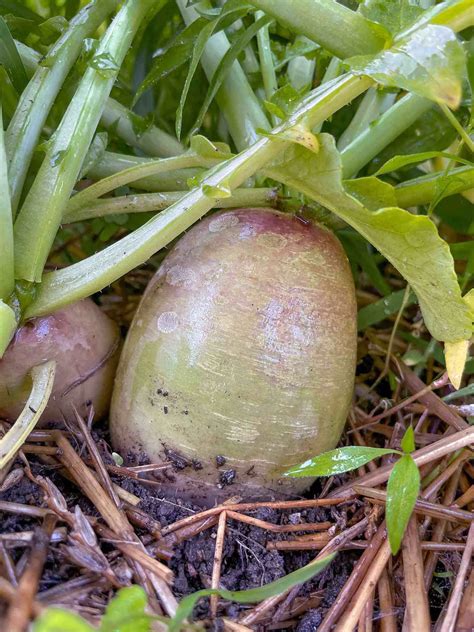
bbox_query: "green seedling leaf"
[38,16,69,46]
[375,151,473,176]
[360,0,424,36]
[33,608,96,632]
[357,288,418,331]
[136,18,209,100]
[285,447,399,478]
[275,37,319,72]
[168,554,335,632]
[401,425,415,453]
[33,587,162,632]
[263,134,473,342]
[349,25,466,109]
[101,586,153,632]
[386,454,420,554]
[190,13,273,137]
[0,16,28,93]
[2,15,38,40]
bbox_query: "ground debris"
[0,354,472,630]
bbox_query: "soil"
[0,420,358,630]
[122,479,355,620]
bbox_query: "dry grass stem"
[401,515,430,631]
[438,522,474,632]
[210,510,227,618]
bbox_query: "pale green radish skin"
[0,299,120,425]
[110,208,357,504]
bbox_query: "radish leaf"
[349,25,466,109]
[0,1,41,22]
[263,133,473,342]
[0,16,28,93]
[360,0,424,36]
[375,151,473,175]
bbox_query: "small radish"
[0,299,120,425]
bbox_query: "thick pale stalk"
[341,94,432,178]
[0,106,14,300]
[99,98,183,158]
[6,0,120,213]
[13,0,157,283]
[15,41,182,159]
[111,209,357,504]
[23,0,473,318]
[26,74,371,317]
[337,88,396,151]
[64,188,276,223]
[248,0,386,58]
[88,151,202,191]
